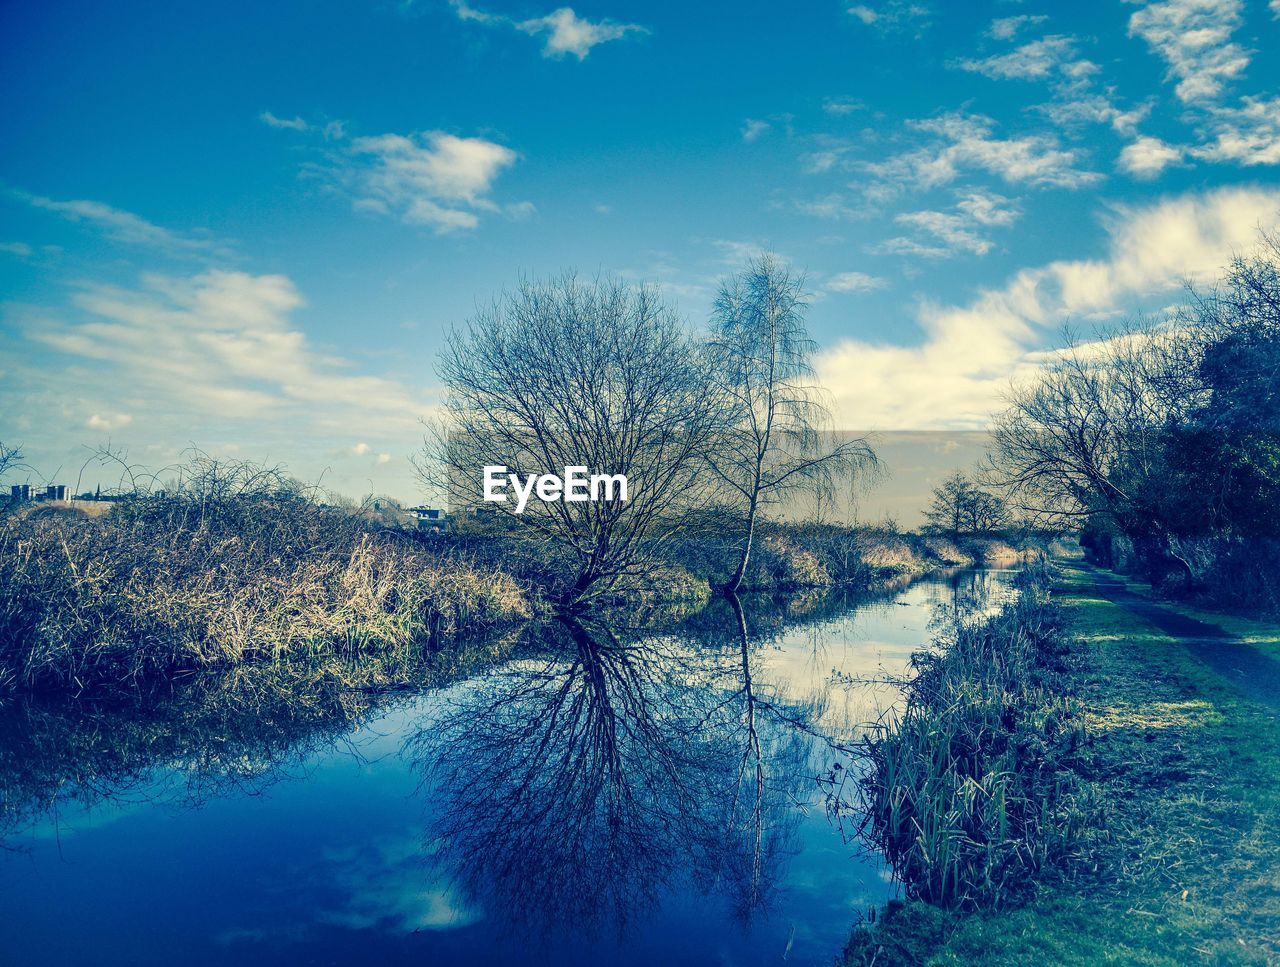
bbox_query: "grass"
[1089,568,1280,649]
[0,494,533,693]
[840,563,1280,965]
[838,564,1100,914]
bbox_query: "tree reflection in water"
[408,599,821,942]
[0,576,1026,958]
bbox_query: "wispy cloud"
[710,239,777,267]
[17,270,423,438]
[1128,0,1250,103]
[14,190,227,256]
[822,96,864,116]
[1193,95,1280,166]
[846,1,931,35]
[741,119,771,143]
[956,35,1083,81]
[87,412,133,432]
[265,116,527,231]
[878,191,1019,258]
[448,2,648,60]
[956,189,1020,227]
[825,270,887,293]
[343,131,524,232]
[260,111,346,139]
[259,110,310,131]
[865,113,1101,195]
[986,15,1047,41]
[264,118,529,233]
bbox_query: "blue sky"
[2,0,1279,503]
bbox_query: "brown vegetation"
[0,488,531,693]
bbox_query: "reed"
[848,563,1102,910]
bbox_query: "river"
[0,568,1018,966]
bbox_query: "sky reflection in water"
[0,569,1016,966]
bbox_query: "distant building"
[9,483,69,503]
[406,506,448,532]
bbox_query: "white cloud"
[449,2,647,60]
[866,113,1101,194]
[957,35,1079,81]
[258,112,346,141]
[0,241,33,258]
[517,7,647,59]
[878,190,1021,259]
[1040,96,1150,135]
[816,187,1280,428]
[956,189,1019,226]
[87,412,132,432]
[823,97,863,116]
[826,271,887,293]
[741,119,771,143]
[377,453,392,465]
[1194,96,1280,166]
[25,270,421,430]
[876,236,952,258]
[344,131,523,233]
[711,239,775,266]
[15,191,223,255]
[986,15,1047,40]
[352,442,371,456]
[793,194,864,220]
[1128,0,1250,103]
[846,1,931,33]
[259,110,309,131]
[888,210,993,256]
[1119,135,1185,178]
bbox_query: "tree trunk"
[725,495,759,595]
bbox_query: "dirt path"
[1077,564,1280,713]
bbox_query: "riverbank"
[0,497,1040,695]
[0,498,534,693]
[840,562,1280,964]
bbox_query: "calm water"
[0,569,1016,966]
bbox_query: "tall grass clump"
[0,464,531,692]
[848,563,1100,910]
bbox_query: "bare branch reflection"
[409,604,822,940]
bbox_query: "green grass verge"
[841,564,1280,965]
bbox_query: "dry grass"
[0,494,532,693]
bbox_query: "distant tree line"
[923,471,1008,539]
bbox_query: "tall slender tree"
[706,255,875,593]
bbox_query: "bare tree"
[986,322,1203,575]
[0,442,24,481]
[706,255,876,593]
[925,471,1006,537]
[421,273,723,608]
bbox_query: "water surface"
[0,569,1016,966]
